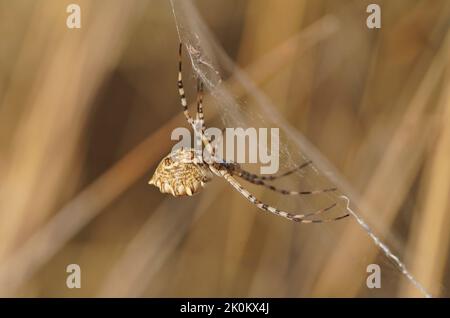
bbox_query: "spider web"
[169,0,431,297]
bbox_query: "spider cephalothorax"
[149,148,212,196]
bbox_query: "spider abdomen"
[149,148,212,196]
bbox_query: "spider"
[149,43,349,224]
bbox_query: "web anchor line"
[340,195,432,298]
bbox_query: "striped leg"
[194,79,206,158]
[196,79,205,132]
[235,170,336,195]
[205,127,226,162]
[178,43,206,134]
[178,43,213,157]
[178,43,196,128]
[211,166,349,223]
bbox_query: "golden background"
[0,0,448,297]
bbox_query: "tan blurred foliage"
[0,0,448,297]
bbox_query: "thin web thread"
[170,0,431,298]
[340,195,432,298]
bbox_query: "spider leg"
[178,43,214,157]
[177,44,222,163]
[204,126,227,161]
[235,171,337,195]
[196,79,205,132]
[211,166,349,223]
[178,43,196,128]
[194,79,208,158]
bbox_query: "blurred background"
[0,0,449,297]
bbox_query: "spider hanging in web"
[149,43,349,224]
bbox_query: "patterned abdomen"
[149,148,212,196]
